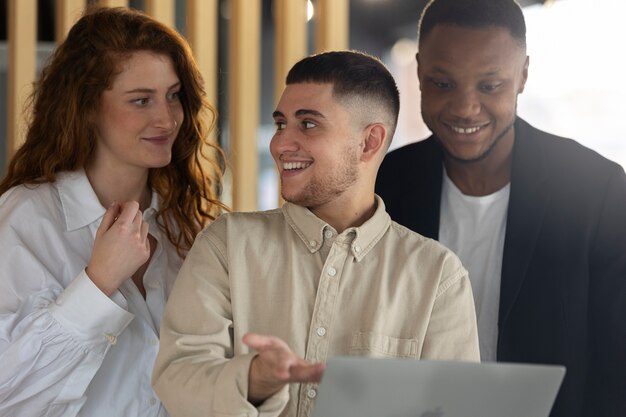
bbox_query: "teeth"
[451,126,481,134]
[283,161,311,170]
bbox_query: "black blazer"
[376,117,626,417]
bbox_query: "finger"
[288,362,326,384]
[132,209,144,229]
[243,333,288,352]
[96,202,120,237]
[140,221,150,243]
[116,201,140,224]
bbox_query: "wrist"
[247,355,285,406]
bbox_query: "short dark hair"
[419,0,526,47]
[286,51,400,142]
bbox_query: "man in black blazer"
[376,1,626,416]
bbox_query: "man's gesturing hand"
[243,333,325,405]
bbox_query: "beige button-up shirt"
[153,197,479,417]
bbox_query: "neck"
[85,163,151,211]
[444,134,514,196]
[310,193,377,234]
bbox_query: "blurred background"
[1,0,623,211]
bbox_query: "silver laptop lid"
[311,357,565,417]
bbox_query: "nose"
[153,101,178,131]
[270,128,300,156]
[448,88,481,119]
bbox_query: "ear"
[518,55,530,94]
[360,123,387,162]
[416,53,423,91]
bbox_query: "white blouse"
[0,169,182,417]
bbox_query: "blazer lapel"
[499,118,552,327]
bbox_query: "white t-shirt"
[0,169,181,417]
[439,171,510,362]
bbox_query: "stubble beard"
[281,146,360,208]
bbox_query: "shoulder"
[0,182,61,226]
[379,221,468,293]
[198,208,285,240]
[377,137,441,197]
[387,220,465,271]
[516,118,623,181]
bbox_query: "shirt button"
[324,229,333,239]
[327,267,337,276]
[150,339,159,346]
[353,245,361,253]
[307,389,317,399]
[149,281,162,289]
[149,398,157,406]
[310,240,318,248]
[104,334,117,345]
[316,327,327,337]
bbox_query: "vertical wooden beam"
[186,0,218,116]
[97,0,128,8]
[229,0,261,211]
[314,0,349,53]
[273,0,307,206]
[273,0,307,101]
[55,0,85,43]
[144,0,175,27]
[186,0,221,204]
[7,0,37,161]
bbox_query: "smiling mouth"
[283,161,312,171]
[449,125,482,134]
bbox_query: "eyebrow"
[431,66,502,78]
[272,109,326,119]
[123,82,181,95]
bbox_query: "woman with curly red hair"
[0,6,226,416]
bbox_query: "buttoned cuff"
[48,269,135,349]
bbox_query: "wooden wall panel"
[273,0,307,101]
[144,0,175,27]
[55,0,85,43]
[315,0,349,53]
[228,0,261,211]
[7,0,37,162]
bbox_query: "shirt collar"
[282,195,391,261]
[55,169,160,232]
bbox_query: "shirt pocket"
[350,331,418,358]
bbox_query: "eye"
[131,97,150,107]
[167,90,181,102]
[302,121,317,129]
[431,79,453,90]
[274,121,286,131]
[480,83,502,93]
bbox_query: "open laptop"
[311,357,565,417]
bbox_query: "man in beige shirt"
[153,51,479,417]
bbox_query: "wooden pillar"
[7,0,37,161]
[144,0,175,26]
[186,0,221,205]
[97,0,128,7]
[55,0,85,43]
[186,0,219,109]
[314,0,349,53]
[228,0,261,211]
[273,0,307,101]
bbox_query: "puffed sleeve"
[0,192,134,417]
